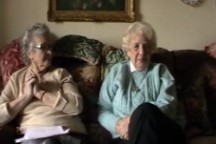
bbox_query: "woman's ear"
[26,50,32,59]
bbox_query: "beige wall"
[1,0,216,50]
[0,1,4,46]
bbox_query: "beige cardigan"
[0,66,86,134]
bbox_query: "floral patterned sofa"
[1,35,216,144]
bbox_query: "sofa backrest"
[171,50,216,137]
[172,50,211,93]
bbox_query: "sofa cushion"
[70,64,101,123]
[151,47,174,75]
[186,61,216,136]
[0,39,25,85]
[173,50,216,137]
[184,86,213,137]
[101,46,126,81]
[53,35,104,65]
[52,57,101,123]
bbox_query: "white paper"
[15,126,70,143]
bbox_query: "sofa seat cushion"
[188,136,216,144]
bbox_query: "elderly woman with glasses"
[98,22,186,144]
[0,23,88,144]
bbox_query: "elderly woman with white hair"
[98,22,186,144]
[0,23,88,144]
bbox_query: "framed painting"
[48,0,135,22]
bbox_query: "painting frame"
[48,0,135,22]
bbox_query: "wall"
[1,0,216,50]
[0,1,4,46]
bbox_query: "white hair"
[122,22,157,52]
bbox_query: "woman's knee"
[133,103,159,115]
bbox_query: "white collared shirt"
[129,61,136,72]
[129,61,149,72]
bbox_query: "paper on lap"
[15,126,70,143]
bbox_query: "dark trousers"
[111,103,186,144]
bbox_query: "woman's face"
[127,33,151,71]
[27,35,53,72]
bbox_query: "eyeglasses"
[34,43,53,51]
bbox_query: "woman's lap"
[111,103,186,144]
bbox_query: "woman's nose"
[138,46,145,55]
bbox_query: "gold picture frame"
[48,0,135,22]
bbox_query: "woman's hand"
[24,71,37,98]
[25,70,45,100]
[115,116,131,140]
[33,83,45,100]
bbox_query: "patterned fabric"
[101,46,126,81]
[53,35,104,65]
[0,39,25,85]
